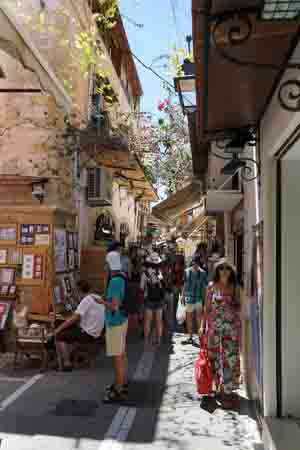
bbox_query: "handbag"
[195,335,213,395]
[176,295,186,325]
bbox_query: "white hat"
[146,252,162,265]
[106,251,122,271]
[213,258,236,274]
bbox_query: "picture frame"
[0,226,17,242]
[0,268,15,284]
[22,255,34,279]
[0,249,7,264]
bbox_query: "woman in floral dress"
[201,259,241,409]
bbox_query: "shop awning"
[193,0,300,141]
[206,190,243,213]
[0,5,72,112]
[152,181,203,224]
[182,213,208,238]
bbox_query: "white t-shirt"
[75,294,105,338]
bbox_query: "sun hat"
[106,251,122,271]
[213,258,236,273]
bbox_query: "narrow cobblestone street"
[0,334,263,450]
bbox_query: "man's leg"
[114,353,127,388]
[56,339,71,367]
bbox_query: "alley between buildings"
[0,334,262,450]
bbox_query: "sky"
[119,0,192,117]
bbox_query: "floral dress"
[206,285,241,395]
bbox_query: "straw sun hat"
[213,258,237,274]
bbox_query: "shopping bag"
[176,297,186,325]
[195,335,213,395]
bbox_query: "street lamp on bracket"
[174,59,197,116]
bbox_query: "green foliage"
[13,0,119,104]
[169,46,194,77]
[95,0,119,32]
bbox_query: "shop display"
[54,229,67,273]
[0,249,7,264]
[22,255,34,279]
[33,255,44,280]
[8,248,22,265]
[21,224,35,245]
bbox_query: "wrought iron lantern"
[211,128,260,182]
[174,57,197,115]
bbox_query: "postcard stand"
[0,206,78,321]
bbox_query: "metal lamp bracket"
[209,7,300,112]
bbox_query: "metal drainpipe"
[198,1,211,193]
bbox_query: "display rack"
[0,206,78,319]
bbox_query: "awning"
[182,213,208,238]
[0,5,72,112]
[193,0,299,140]
[152,181,203,224]
[206,190,243,213]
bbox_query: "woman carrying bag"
[199,259,242,410]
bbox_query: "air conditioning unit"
[86,167,112,206]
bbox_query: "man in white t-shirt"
[54,280,105,371]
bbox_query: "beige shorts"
[106,321,128,357]
[185,303,203,314]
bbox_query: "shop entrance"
[279,149,300,417]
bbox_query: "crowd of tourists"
[39,239,243,409]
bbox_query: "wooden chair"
[14,326,49,371]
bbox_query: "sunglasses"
[218,265,231,272]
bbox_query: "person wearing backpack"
[140,252,165,347]
[101,250,129,403]
[181,255,208,345]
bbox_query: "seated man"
[53,280,105,371]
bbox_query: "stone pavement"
[0,333,264,450]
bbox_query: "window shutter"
[87,168,101,199]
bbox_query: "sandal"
[105,383,129,394]
[103,385,128,404]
